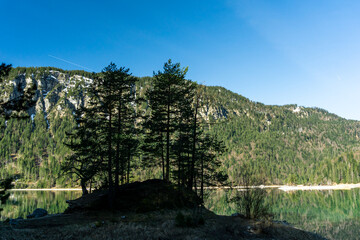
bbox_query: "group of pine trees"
[61,60,227,202]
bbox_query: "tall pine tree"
[145,59,195,181]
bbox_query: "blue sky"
[1,0,360,120]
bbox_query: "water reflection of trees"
[1,191,81,220]
[2,189,360,239]
[204,189,360,240]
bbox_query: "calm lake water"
[2,188,360,240]
[0,190,82,220]
[205,188,360,240]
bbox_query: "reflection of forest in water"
[2,189,360,239]
[1,191,82,220]
[204,188,360,240]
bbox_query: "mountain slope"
[200,86,360,184]
[1,67,360,187]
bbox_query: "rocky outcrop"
[65,179,202,213]
[27,208,48,219]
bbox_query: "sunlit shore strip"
[278,183,360,191]
[204,183,360,191]
[202,185,281,190]
[9,188,82,191]
[7,183,360,191]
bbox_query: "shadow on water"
[0,191,82,220]
[204,188,360,240]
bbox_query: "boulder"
[27,208,48,219]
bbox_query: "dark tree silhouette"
[62,105,106,195]
[58,60,226,206]
[145,59,195,181]
[0,63,12,82]
[65,63,139,204]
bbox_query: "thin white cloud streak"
[48,55,96,72]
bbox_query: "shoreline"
[9,188,83,191]
[205,183,360,191]
[9,183,360,191]
[278,183,360,191]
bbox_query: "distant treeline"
[7,66,95,79]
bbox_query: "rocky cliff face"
[0,68,349,130]
[1,70,92,124]
[2,69,238,126]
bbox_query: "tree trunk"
[160,132,165,180]
[166,94,170,181]
[108,108,114,207]
[89,179,92,194]
[189,96,199,189]
[200,155,204,202]
[81,179,88,196]
[177,142,182,188]
[115,91,122,188]
[127,149,131,183]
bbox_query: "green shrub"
[230,164,272,220]
[175,211,205,227]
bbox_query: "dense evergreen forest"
[1,62,360,189]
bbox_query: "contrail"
[48,55,96,72]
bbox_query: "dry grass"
[0,209,325,240]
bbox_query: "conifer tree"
[0,63,12,82]
[89,64,118,201]
[110,65,139,187]
[145,59,195,181]
[196,134,226,202]
[174,85,227,191]
[172,87,195,188]
[66,63,139,202]
[62,106,105,195]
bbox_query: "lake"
[205,188,360,240]
[2,188,360,240]
[0,190,82,220]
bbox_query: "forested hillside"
[1,66,360,188]
[201,87,360,184]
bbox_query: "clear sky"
[1,0,360,120]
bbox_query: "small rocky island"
[1,180,325,240]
